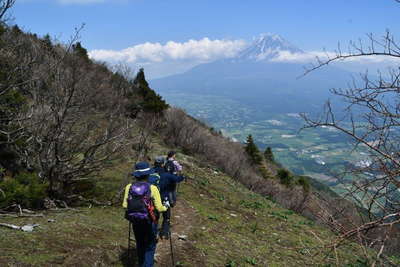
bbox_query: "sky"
[11,0,400,78]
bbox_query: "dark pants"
[160,207,171,238]
[159,190,177,238]
[131,220,157,267]
[169,191,177,207]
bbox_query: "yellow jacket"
[122,183,167,213]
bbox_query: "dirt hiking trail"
[153,199,205,267]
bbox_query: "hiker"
[123,161,169,267]
[165,151,183,208]
[153,156,185,239]
[165,150,183,175]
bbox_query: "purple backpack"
[125,182,154,222]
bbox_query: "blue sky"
[12,0,400,77]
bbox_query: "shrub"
[0,172,48,209]
[239,200,264,210]
[277,168,293,186]
[0,23,5,36]
[225,260,237,267]
[244,257,257,265]
[258,166,271,179]
[296,176,310,192]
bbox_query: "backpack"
[148,173,161,189]
[165,160,176,174]
[125,182,157,223]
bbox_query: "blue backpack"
[125,182,156,223]
[165,160,176,174]
[148,173,161,189]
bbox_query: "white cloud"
[270,51,332,63]
[271,50,400,65]
[89,38,247,64]
[89,38,400,78]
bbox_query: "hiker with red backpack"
[122,161,169,267]
[153,156,185,240]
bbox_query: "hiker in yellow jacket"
[122,161,169,267]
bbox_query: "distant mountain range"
[151,33,352,114]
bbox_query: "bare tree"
[301,20,400,262]
[0,25,141,200]
[0,21,38,175]
[0,0,15,21]
[25,36,139,198]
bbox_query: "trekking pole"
[168,208,175,267]
[176,174,188,195]
[127,221,132,261]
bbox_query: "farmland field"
[159,92,372,194]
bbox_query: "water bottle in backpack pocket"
[125,182,157,223]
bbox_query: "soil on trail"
[155,199,205,266]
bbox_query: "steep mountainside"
[0,145,384,266]
[1,24,399,266]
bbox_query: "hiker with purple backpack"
[122,161,169,267]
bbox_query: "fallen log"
[0,223,40,232]
[0,223,21,230]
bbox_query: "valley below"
[158,91,372,197]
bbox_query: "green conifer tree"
[245,134,262,165]
[132,68,169,114]
[72,42,89,62]
[11,24,21,34]
[42,34,52,48]
[264,147,274,162]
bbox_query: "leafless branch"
[302,28,400,260]
[0,0,15,21]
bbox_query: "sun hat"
[132,161,155,177]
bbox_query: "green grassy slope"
[0,151,387,266]
[176,156,371,266]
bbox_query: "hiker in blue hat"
[122,161,169,267]
[153,156,185,240]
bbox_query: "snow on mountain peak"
[237,33,303,61]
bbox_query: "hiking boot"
[159,232,169,240]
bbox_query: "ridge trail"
[154,198,205,266]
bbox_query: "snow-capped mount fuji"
[151,33,351,114]
[236,33,303,61]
